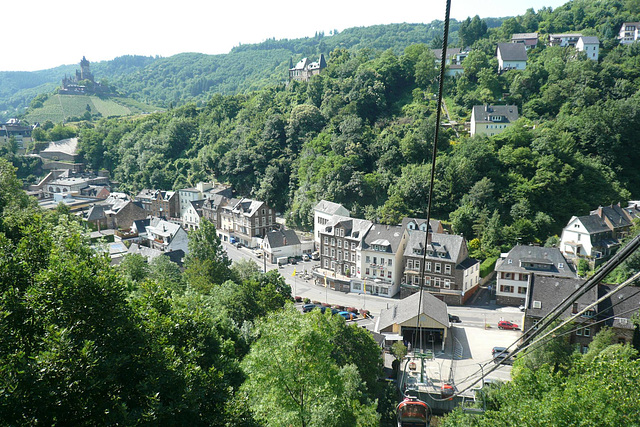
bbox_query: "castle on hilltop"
[60,56,111,95]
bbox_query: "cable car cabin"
[397,396,430,427]
[441,383,454,400]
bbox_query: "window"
[518,287,527,294]
[331,248,335,257]
[407,260,413,269]
[324,247,328,255]
[584,327,591,337]
[576,328,582,336]
[444,279,451,289]
[338,240,342,248]
[500,285,514,293]
[415,260,420,270]
[413,276,420,285]
[351,242,356,250]
[337,250,342,261]
[353,282,361,290]
[445,264,451,275]
[435,263,441,273]
[351,253,355,262]
[388,271,392,278]
[324,236,328,244]
[388,259,392,266]
[507,259,513,264]
[324,259,329,268]
[373,257,377,265]
[331,238,335,246]
[434,277,441,287]
[366,256,370,263]
[365,268,370,275]
[558,263,564,268]
[426,262,431,272]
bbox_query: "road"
[222,241,524,389]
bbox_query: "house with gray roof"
[145,218,189,254]
[524,276,640,354]
[495,245,576,306]
[401,217,445,234]
[577,36,600,60]
[263,228,302,264]
[314,200,350,249]
[400,231,480,305]
[496,42,527,73]
[317,215,372,292]
[430,47,469,76]
[549,33,583,47]
[376,290,449,351]
[524,276,598,353]
[352,224,408,298]
[511,32,538,49]
[560,203,640,261]
[470,104,519,137]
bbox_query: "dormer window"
[508,259,513,264]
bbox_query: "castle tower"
[79,56,93,81]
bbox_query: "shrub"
[480,255,498,278]
[294,296,302,302]
[303,298,310,304]
[312,300,321,305]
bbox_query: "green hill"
[25,93,162,123]
[1,21,504,122]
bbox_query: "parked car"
[288,257,297,265]
[338,311,357,321]
[302,254,310,261]
[493,352,513,365]
[497,320,519,330]
[448,314,461,323]
[491,346,507,356]
[302,303,316,313]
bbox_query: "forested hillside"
[74,0,640,267]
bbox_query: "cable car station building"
[376,290,449,351]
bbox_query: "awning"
[382,333,404,341]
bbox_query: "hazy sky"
[2,0,568,72]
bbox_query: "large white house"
[560,203,640,260]
[618,22,640,44]
[496,43,527,73]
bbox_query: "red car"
[498,320,519,330]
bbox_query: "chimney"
[597,206,603,218]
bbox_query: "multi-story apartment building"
[318,215,372,292]
[201,194,229,229]
[178,182,232,217]
[353,224,407,298]
[400,231,480,305]
[494,245,576,306]
[136,189,179,219]
[313,200,350,249]
[218,198,277,247]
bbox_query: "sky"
[2,0,568,72]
